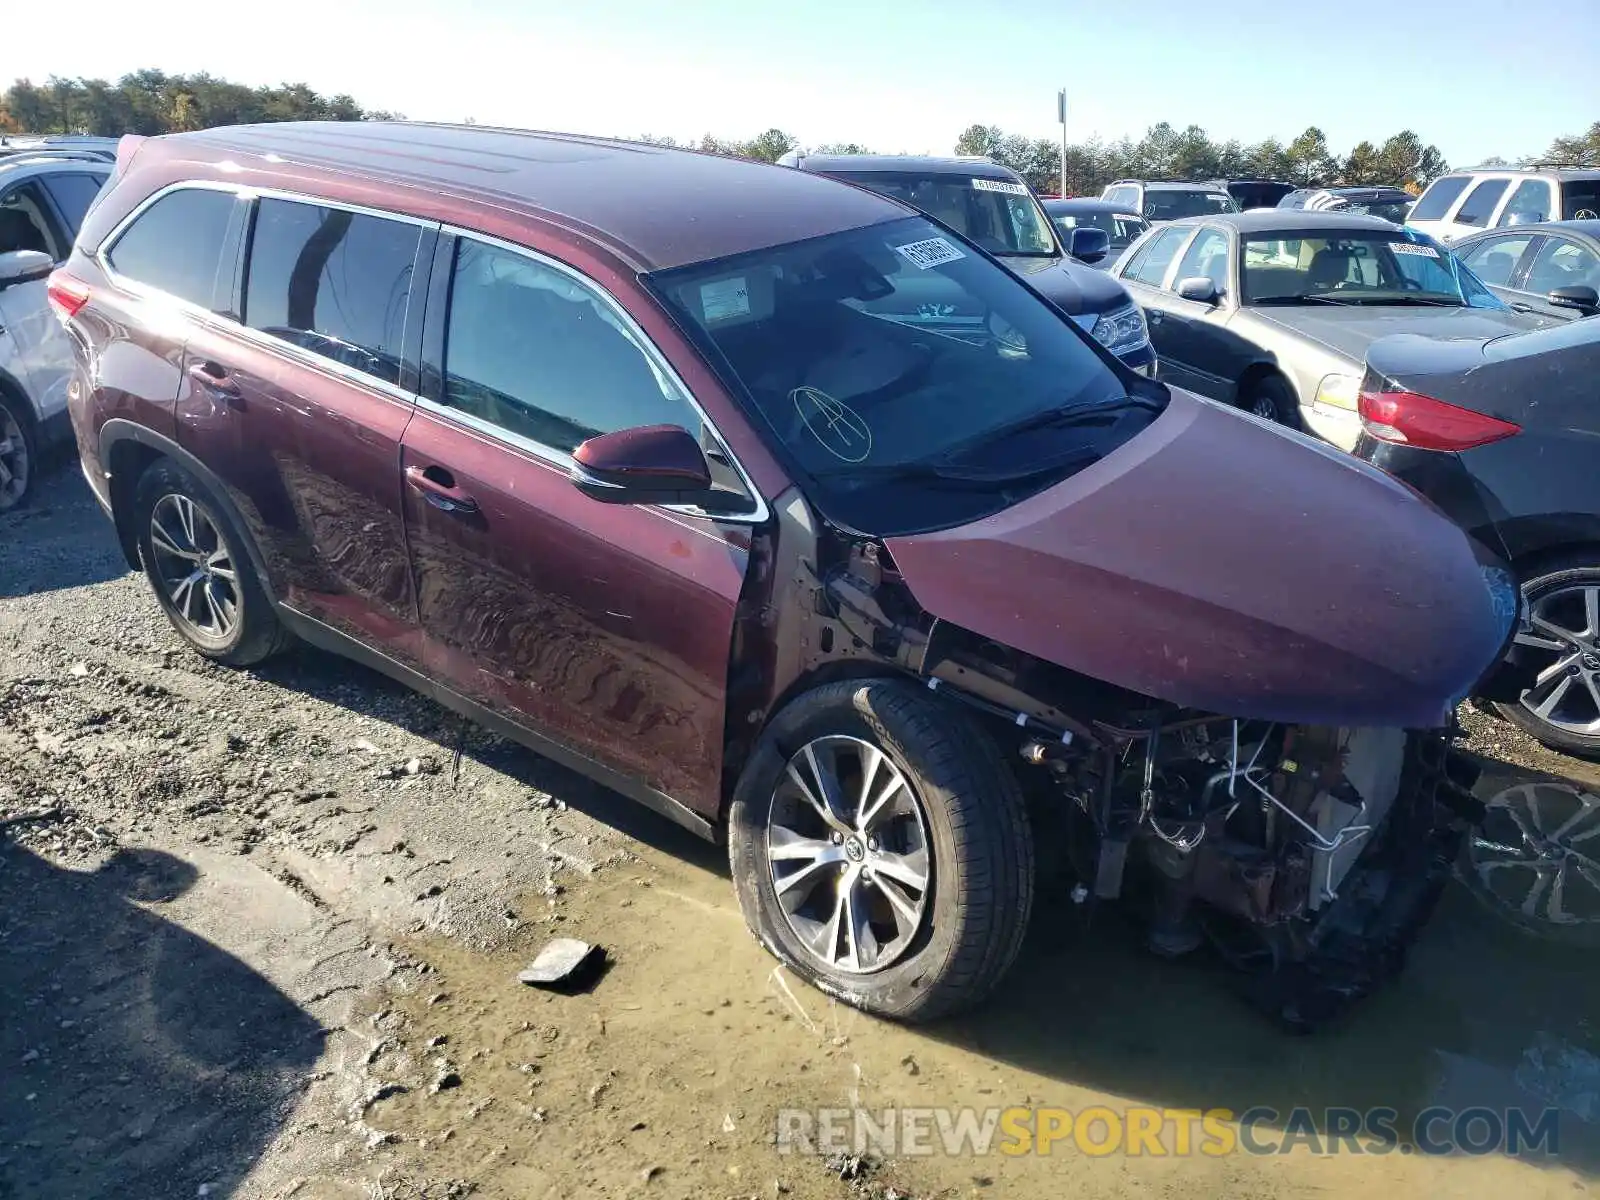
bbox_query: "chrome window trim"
[96,181,432,409]
[436,224,770,526]
[93,179,769,525]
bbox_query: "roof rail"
[1524,159,1600,171]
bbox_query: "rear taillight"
[46,271,90,320]
[1357,388,1521,452]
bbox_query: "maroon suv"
[53,123,1515,1027]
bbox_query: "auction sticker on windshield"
[972,178,1029,196]
[699,277,751,322]
[1389,242,1440,257]
[893,237,967,270]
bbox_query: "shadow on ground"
[0,842,324,1199]
[0,466,129,599]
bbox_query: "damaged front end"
[792,531,1496,1030]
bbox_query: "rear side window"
[1123,226,1189,286]
[1458,234,1537,286]
[1455,179,1509,227]
[106,188,236,309]
[244,198,422,387]
[1562,181,1600,221]
[1408,175,1470,221]
[1498,179,1553,226]
[440,238,700,453]
[41,172,106,235]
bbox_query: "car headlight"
[1089,302,1149,356]
[1313,373,1360,414]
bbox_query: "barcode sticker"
[893,237,967,270]
[972,178,1029,196]
[1390,242,1439,257]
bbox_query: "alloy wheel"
[149,493,241,641]
[765,735,932,975]
[0,408,30,511]
[1514,583,1600,737]
[1250,395,1280,422]
[1468,782,1600,927]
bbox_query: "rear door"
[177,193,434,667]
[400,230,759,821]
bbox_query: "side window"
[1124,227,1189,287]
[1524,238,1600,295]
[1106,186,1137,207]
[105,188,236,308]
[441,238,701,454]
[1408,175,1471,221]
[1171,228,1229,292]
[1455,179,1509,227]
[244,198,422,387]
[1458,235,1537,287]
[40,172,107,236]
[0,181,66,260]
[1497,179,1553,227]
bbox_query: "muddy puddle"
[334,828,1600,1200]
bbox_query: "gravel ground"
[4,465,1600,1200]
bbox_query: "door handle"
[405,464,479,514]
[186,361,241,400]
[1147,310,1164,324]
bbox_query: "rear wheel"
[0,394,36,513]
[133,459,291,666]
[1243,375,1300,428]
[728,678,1034,1022]
[1496,555,1600,759]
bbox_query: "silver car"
[1110,211,1549,449]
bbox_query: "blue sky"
[6,0,1597,166]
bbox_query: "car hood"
[886,389,1515,729]
[1001,254,1132,315]
[1249,304,1546,362]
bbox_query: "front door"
[1151,226,1237,399]
[177,194,434,668]
[401,232,756,820]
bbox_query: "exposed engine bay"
[760,531,1487,1029]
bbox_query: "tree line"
[5,72,1593,200]
[0,72,398,137]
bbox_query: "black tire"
[1242,374,1300,429]
[728,678,1034,1022]
[133,459,291,666]
[0,391,38,514]
[1495,553,1600,760]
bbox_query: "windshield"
[830,172,1058,257]
[1050,208,1149,249]
[1240,231,1502,308]
[1144,189,1239,220]
[649,216,1157,536]
[1562,181,1600,221]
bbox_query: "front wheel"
[0,394,37,513]
[1496,555,1600,759]
[728,678,1034,1022]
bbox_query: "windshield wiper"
[1363,295,1465,307]
[942,393,1164,454]
[1251,294,1359,306]
[811,447,1100,488]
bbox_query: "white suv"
[1405,166,1600,245]
[0,154,110,510]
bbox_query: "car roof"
[783,152,1023,181]
[1128,180,1230,192]
[1041,197,1140,215]
[147,122,912,272]
[0,155,112,178]
[1458,218,1600,241]
[1322,186,1412,199]
[1164,210,1402,233]
[1451,166,1600,181]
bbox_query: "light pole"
[1057,89,1068,197]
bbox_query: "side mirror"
[0,249,53,290]
[1176,276,1220,305]
[1067,226,1110,265]
[1548,284,1600,317]
[571,424,750,512]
